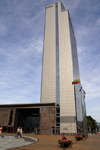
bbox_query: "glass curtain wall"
[61,1,66,11]
[68,12,88,138]
[14,108,40,134]
[81,89,88,139]
[68,12,83,131]
[55,3,60,134]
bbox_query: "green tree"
[87,116,97,131]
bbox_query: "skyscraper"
[41,1,88,136]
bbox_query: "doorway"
[56,128,60,135]
[51,127,60,135]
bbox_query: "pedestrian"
[17,127,20,138]
[20,127,23,138]
[0,126,2,137]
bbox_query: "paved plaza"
[0,134,38,150]
[0,133,100,150]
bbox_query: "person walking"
[17,127,20,138]
[20,127,23,138]
[0,126,2,137]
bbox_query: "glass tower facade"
[56,4,60,130]
[68,12,88,138]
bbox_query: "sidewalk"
[3,133,100,150]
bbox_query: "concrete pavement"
[1,133,100,150]
[0,134,38,150]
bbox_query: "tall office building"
[0,0,88,136]
[41,0,88,136]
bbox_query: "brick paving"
[6,133,100,150]
[72,134,100,150]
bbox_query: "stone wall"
[0,108,10,126]
[0,108,16,127]
[39,107,56,135]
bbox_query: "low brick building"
[0,103,56,135]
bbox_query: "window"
[56,107,60,113]
[56,5,60,105]
[8,110,13,126]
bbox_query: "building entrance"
[56,128,60,135]
[51,127,60,135]
[14,108,40,133]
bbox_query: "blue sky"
[0,0,100,122]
